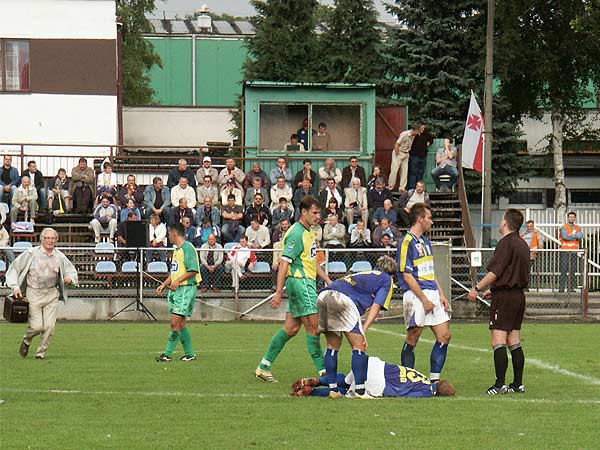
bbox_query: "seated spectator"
[181,216,197,244]
[118,174,144,208]
[195,196,221,227]
[10,176,37,222]
[221,194,245,243]
[218,158,245,190]
[48,168,72,213]
[244,176,270,208]
[367,177,392,212]
[170,176,197,209]
[70,157,95,213]
[245,218,271,249]
[168,158,197,190]
[91,197,118,243]
[319,177,343,209]
[318,157,342,190]
[220,179,243,206]
[270,176,294,212]
[172,198,194,225]
[322,214,346,248]
[146,213,167,263]
[197,216,221,246]
[398,181,431,227]
[143,176,171,224]
[341,156,367,189]
[313,122,332,151]
[344,177,369,226]
[283,133,306,152]
[367,165,386,190]
[245,192,271,228]
[311,224,323,247]
[321,197,344,225]
[21,160,47,211]
[372,199,397,228]
[200,233,225,292]
[269,157,293,187]
[293,179,318,221]
[293,159,317,189]
[271,218,291,245]
[96,161,117,206]
[244,161,270,190]
[349,219,371,248]
[120,198,142,222]
[0,155,20,205]
[225,235,256,279]
[0,207,15,263]
[377,233,396,256]
[297,118,315,150]
[196,156,218,186]
[272,197,293,228]
[431,138,458,191]
[117,211,138,247]
[373,217,402,247]
[197,175,219,206]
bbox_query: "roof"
[244,81,376,89]
[148,19,255,36]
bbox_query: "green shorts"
[285,277,318,318]
[167,284,197,317]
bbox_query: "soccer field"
[0,322,598,450]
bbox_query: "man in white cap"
[196,156,218,186]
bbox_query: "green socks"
[165,331,180,357]
[306,334,325,373]
[260,329,291,370]
[179,327,194,356]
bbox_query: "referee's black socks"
[493,344,508,387]
[509,343,525,387]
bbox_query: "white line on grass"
[0,387,598,405]
[370,327,600,386]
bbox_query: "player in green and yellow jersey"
[156,222,202,362]
[255,195,332,383]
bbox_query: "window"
[570,190,600,204]
[1,40,30,92]
[508,190,544,205]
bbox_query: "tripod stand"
[110,251,157,321]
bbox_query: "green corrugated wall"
[148,38,193,105]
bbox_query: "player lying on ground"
[317,255,397,398]
[291,355,455,398]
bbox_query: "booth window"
[1,40,30,92]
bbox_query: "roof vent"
[197,4,212,32]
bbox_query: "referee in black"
[469,209,530,395]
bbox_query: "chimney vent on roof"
[197,4,212,32]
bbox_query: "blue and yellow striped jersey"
[321,271,393,315]
[397,232,437,291]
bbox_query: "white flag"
[461,91,484,173]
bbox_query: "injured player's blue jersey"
[382,363,437,398]
[320,271,393,315]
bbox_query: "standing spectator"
[70,157,95,213]
[120,198,142,222]
[367,165,386,191]
[9,227,77,360]
[341,156,367,189]
[293,179,318,221]
[270,176,294,211]
[245,192,271,227]
[218,158,245,190]
[146,213,167,263]
[389,126,419,192]
[343,178,368,226]
[271,218,291,245]
[11,176,38,222]
[269,157,293,187]
[559,211,583,293]
[21,160,47,211]
[313,122,332,151]
[221,194,245,243]
[48,168,71,213]
[321,197,344,225]
[283,134,306,152]
[293,159,317,189]
[244,161,270,190]
[245,218,271,249]
[0,155,20,205]
[372,199,398,228]
[244,177,270,208]
[349,219,371,248]
[367,178,392,216]
[220,178,243,206]
[196,156,218,186]
[318,158,342,190]
[170,177,197,209]
[195,196,221,228]
[373,217,401,247]
[143,176,171,224]
[90,197,118,243]
[318,178,343,210]
[168,158,197,190]
[225,235,257,278]
[118,174,144,208]
[431,138,458,191]
[322,214,346,248]
[297,118,315,150]
[200,233,224,292]
[172,198,194,225]
[398,181,431,228]
[272,197,293,228]
[96,161,117,205]
[197,175,220,205]
[198,216,221,246]
[521,220,543,275]
[408,122,433,190]
[182,216,197,244]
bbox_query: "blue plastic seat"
[251,261,271,273]
[0,260,6,272]
[13,241,33,253]
[224,242,239,250]
[121,261,139,273]
[94,242,115,254]
[351,260,372,273]
[328,261,348,274]
[147,261,168,273]
[95,261,116,273]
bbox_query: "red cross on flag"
[461,91,484,173]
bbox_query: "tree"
[319,0,383,84]
[495,0,600,219]
[383,0,530,198]
[117,0,161,105]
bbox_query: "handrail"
[456,147,476,248]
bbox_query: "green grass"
[0,322,599,450]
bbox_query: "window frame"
[0,39,31,93]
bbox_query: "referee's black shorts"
[489,289,525,331]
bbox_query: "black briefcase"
[3,295,29,323]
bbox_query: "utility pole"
[482,0,494,247]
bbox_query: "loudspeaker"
[125,220,148,247]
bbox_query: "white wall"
[0,0,116,39]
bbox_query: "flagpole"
[482,0,495,247]
[480,134,485,246]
